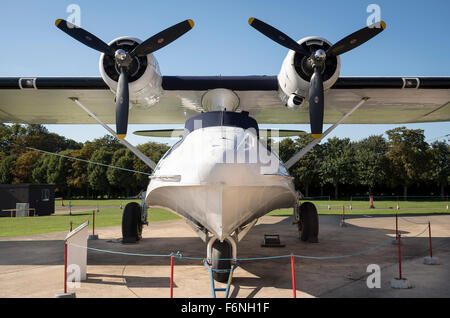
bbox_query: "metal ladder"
[204,260,239,298]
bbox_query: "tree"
[133,142,170,190]
[319,137,356,199]
[9,124,81,155]
[107,148,136,196]
[386,127,431,198]
[428,141,450,197]
[86,135,124,153]
[66,144,96,197]
[32,154,52,184]
[0,124,14,158]
[0,154,17,184]
[279,136,322,197]
[88,147,113,197]
[278,138,297,163]
[12,151,41,184]
[354,135,389,195]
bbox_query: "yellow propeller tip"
[55,19,63,26]
[311,134,322,139]
[117,134,126,140]
[380,21,387,30]
[188,19,195,28]
[248,17,255,25]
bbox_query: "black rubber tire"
[211,240,232,283]
[299,202,319,243]
[122,202,143,243]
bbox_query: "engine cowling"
[278,36,341,109]
[99,37,163,107]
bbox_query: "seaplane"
[0,17,449,282]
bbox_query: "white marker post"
[55,220,89,298]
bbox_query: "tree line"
[0,124,448,199]
[277,127,449,199]
[0,124,169,198]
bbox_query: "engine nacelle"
[277,36,341,107]
[286,94,305,110]
[99,37,163,107]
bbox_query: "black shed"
[0,184,55,216]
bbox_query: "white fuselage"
[145,125,298,241]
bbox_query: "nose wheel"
[207,237,238,283]
[211,241,232,282]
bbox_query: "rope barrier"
[25,146,152,176]
[399,216,430,225]
[401,225,430,238]
[68,209,429,262]
[67,237,395,262]
[64,208,432,262]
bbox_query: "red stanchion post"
[397,234,402,280]
[64,242,68,294]
[290,253,296,298]
[342,205,345,222]
[70,221,72,232]
[395,208,398,236]
[428,222,433,259]
[92,210,95,236]
[170,252,174,298]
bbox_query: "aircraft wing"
[0,76,449,125]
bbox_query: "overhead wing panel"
[0,76,449,125]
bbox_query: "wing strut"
[70,98,157,170]
[284,97,369,169]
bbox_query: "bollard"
[170,253,175,298]
[369,196,375,209]
[291,253,296,298]
[64,242,67,294]
[424,222,440,265]
[340,205,347,227]
[70,221,72,232]
[55,242,76,298]
[391,234,412,289]
[429,222,432,259]
[89,210,98,240]
[397,234,402,280]
[392,208,399,245]
[396,208,398,236]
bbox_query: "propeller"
[55,18,195,139]
[248,18,386,138]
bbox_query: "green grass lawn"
[1,199,448,237]
[268,200,449,216]
[0,207,180,238]
[55,199,141,208]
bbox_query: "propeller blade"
[248,17,310,57]
[55,19,114,56]
[130,19,195,57]
[326,21,386,57]
[115,67,129,139]
[309,67,324,139]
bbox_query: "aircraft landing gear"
[121,202,143,243]
[207,236,237,282]
[297,202,319,243]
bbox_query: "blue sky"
[2,0,449,145]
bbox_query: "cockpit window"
[184,111,259,137]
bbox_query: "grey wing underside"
[0,76,449,125]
